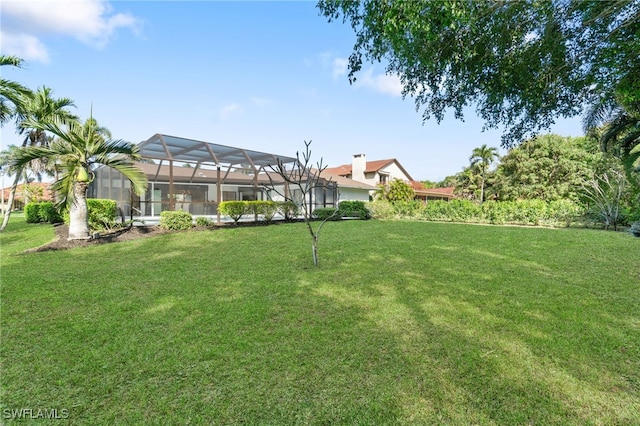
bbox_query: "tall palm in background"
[0,87,77,231]
[0,55,31,126]
[10,116,147,240]
[469,144,499,204]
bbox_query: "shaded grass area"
[1,217,639,424]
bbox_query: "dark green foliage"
[159,210,193,231]
[338,200,371,219]
[40,202,63,224]
[24,203,41,223]
[25,202,61,224]
[495,135,599,202]
[218,201,247,224]
[317,1,640,146]
[86,199,118,231]
[312,208,340,221]
[61,198,119,231]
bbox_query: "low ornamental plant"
[159,210,193,230]
[218,201,246,224]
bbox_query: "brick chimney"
[352,153,366,183]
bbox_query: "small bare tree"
[266,140,338,266]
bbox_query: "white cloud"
[218,103,241,120]
[0,31,49,63]
[0,0,142,62]
[331,57,348,80]
[356,68,404,97]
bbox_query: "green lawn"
[1,217,639,424]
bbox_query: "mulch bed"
[29,224,173,252]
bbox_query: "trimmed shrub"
[25,203,43,223]
[312,207,340,221]
[87,199,119,231]
[25,202,63,224]
[40,202,63,224]
[277,201,299,221]
[195,216,213,227]
[338,200,371,219]
[159,210,193,230]
[259,201,279,222]
[218,201,247,224]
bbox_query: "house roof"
[324,158,414,181]
[137,134,297,169]
[134,163,376,191]
[411,184,455,198]
[319,171,378,191]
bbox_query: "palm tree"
[0,87,77,231]
[0,55,31,126]
[10,116,147,240]
[469,144,499,204]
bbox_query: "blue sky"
[1,0,584,181]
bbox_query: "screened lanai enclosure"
[89,134,339,222]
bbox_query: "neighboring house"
[1,182,54,212]
[89,134,375,220]
[409,182,456,202]
[324,154,414,186]
[325,153,455,202]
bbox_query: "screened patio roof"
[138,134,297,168]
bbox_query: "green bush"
[25,203,43,223]
[159,210,193,230]
[547,199,584,227]
[393,200,423,218]
[61,199,119,231]
[277,201,299,221]
[312,207,340,221]
[259,201,279,222]
[366,200,395,219]
[40,202,63,224]
[195,216,214,227]
[244,201,262,218]
[338,201,371,219]
[218,201,247,224]
[87,199,119,231]
[25,202,63,224]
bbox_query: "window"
[379,174,389,184]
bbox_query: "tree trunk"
[0,171,21,232]
[67,181,90,240]
[312,240,319,267]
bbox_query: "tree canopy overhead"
[317,0,640,147]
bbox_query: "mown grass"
[1,217,639,424]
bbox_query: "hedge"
[25,202,63,224]
[367,199,587,227]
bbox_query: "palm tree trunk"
[68,181,90,240]
[0,170,22,231]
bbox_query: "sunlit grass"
[1,216,639,424]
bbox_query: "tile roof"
[325,158,411,178]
